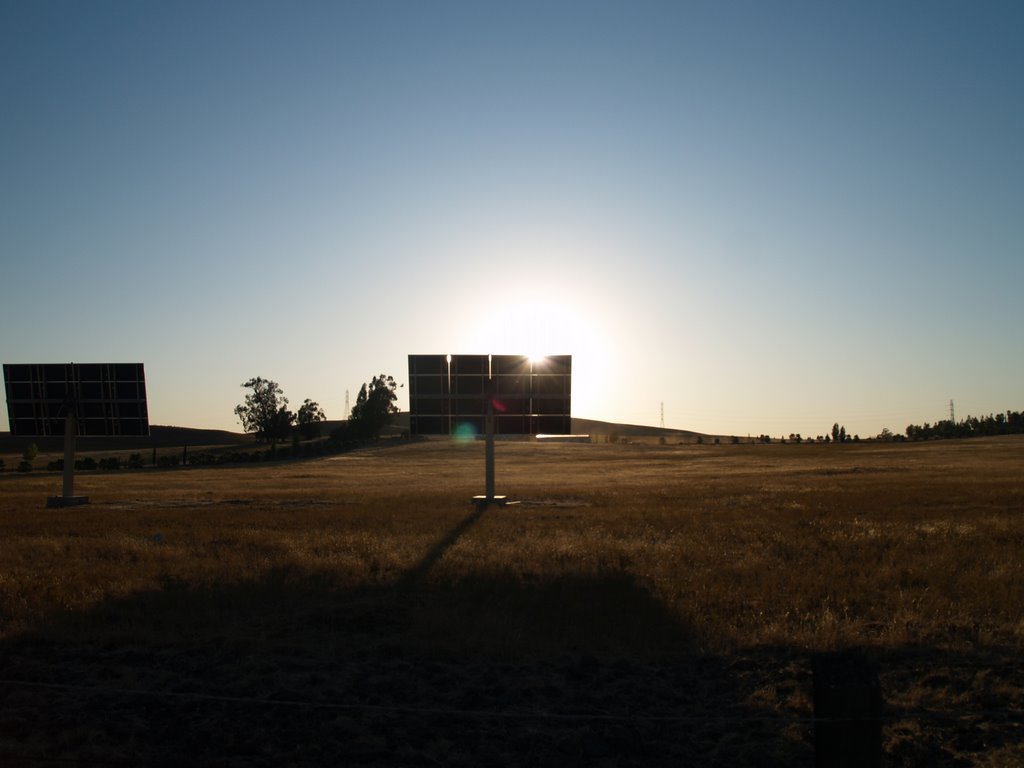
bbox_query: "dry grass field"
[1,437,1022,766]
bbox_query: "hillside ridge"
[0,415,707,453]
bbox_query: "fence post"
[812,651,882,768]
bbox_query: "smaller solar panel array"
[3,363,149,437]
[408,354,571,436]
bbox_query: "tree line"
[905,411,1024,441]
[234,374,399,447]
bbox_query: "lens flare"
[453,422,478,443]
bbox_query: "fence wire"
[3,677,1022,726]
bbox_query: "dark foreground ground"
[4,573,1020,767]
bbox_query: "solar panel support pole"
[62,409,76,499]
[474,377,506,505]
[485,398,495,499]
[47,408,89,508]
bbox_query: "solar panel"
[3,363,150,437]
[408,354,571,436]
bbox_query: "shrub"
[219,452,252,464]
[98,457,121,470]
[127,453,144,469]
[74,457,97,471]
[157,455,179,468]
[17,460,32,473]
[22,443,39,463]
[47,460,64,471]
[0,458,5,472]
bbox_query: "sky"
[2,0,1021,439]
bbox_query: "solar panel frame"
[3,363,150,437]
[407,354,571,436]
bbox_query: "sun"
[458,298,612,417]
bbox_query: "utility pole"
[660,402,664,429]
[950,399,955,423]
[345,389,350,418]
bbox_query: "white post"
[48,406,87,507]
[473,375,505,505]
[62,410,76,499]
[485,394,495,500]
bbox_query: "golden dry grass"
[1,436,1022,766]
[3,437,1020,651]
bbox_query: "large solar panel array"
[3,363,150,437]
[408,354,571,436]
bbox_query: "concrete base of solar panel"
[472,495,509,506]
[46,496,89,508]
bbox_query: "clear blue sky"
[2,1,1021,438]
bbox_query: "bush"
[157,454,179,468]
[0,459,5,472]
[22,443,39,463]
[75,457,97,471]
[17,460,32,473]
[127,453,144,469]
[188,453,217,467]
[218,452,252,464]
[98,457,121,470]
[47,460,63,471]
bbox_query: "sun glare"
[460,298,612,417]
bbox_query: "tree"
[296,398,326,440]
[234,377,294,447]
[348,374,399,441]
[831,423,840,443]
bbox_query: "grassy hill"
[0,425,255,455]
[571,417,709,441]
[0,413,713,459]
